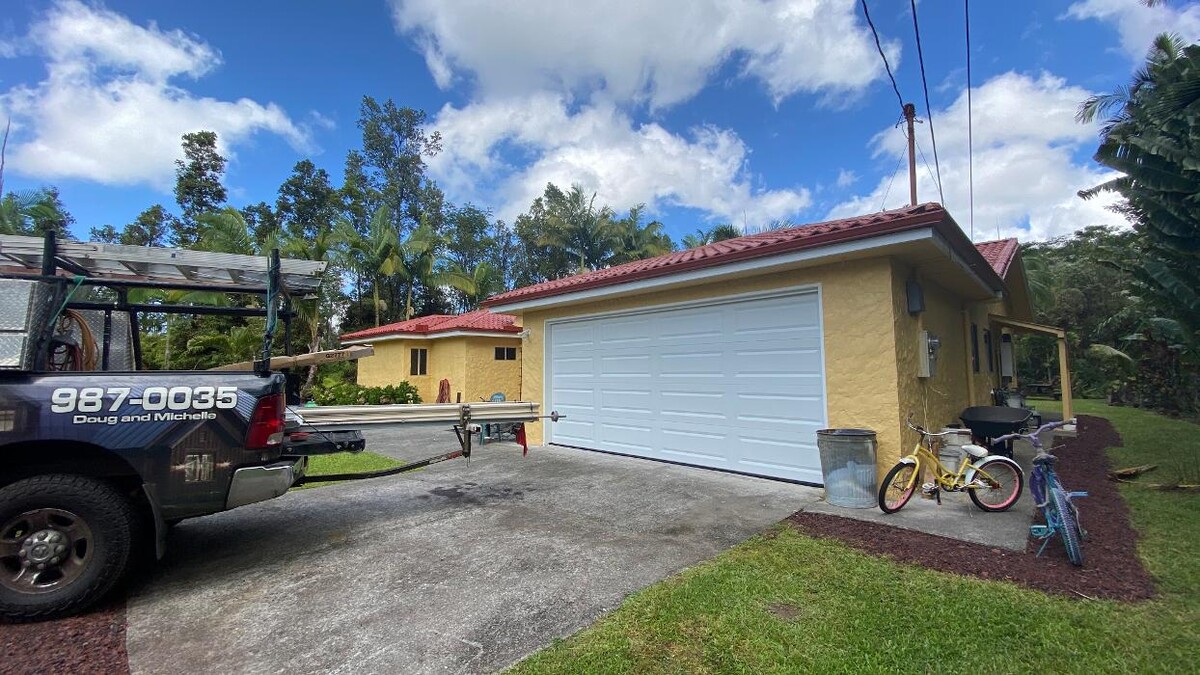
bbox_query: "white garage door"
[547,290,827,483]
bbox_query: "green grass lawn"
[510,400,1200,674]
[295,451,403,489]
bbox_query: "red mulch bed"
[787,415,1156,601]
[0,595,129,674]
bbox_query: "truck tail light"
[246,393,285,449]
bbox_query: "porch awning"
[988,315,1073,420]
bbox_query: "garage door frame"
[543,285,828,482]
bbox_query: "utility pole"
[903,103,917,206]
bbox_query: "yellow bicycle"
[878,414,1025,513]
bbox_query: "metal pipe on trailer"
[290,403,563,485]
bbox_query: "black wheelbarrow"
[959,406,1034,458]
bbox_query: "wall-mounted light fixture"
[906,277,925,315]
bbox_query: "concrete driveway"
[125,427,819,674]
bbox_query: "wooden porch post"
[1057,335,1073,421]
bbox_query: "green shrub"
[308,381,421,406]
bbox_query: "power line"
[880,145,907,211]
[909,0,944,204]
[915,136,940,194]
[965,0,976,240]
[861,0,904,112]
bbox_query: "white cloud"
[428,94,810,226]
[0,1,307,189]
[829,72,1131,242]
[835,168,858,188]
[1066,0,1200,60]
[389,0,897,108]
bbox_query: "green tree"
[276,159,338,240]
[437,261,502,312]
[612,204,674,264]
[541,183,618,273]
[511,193,571,286]
[1077,33,1200,409]
[173,131,227,246]
[241,201,280,246]
[90,205,174,247]
[357,97,443,233]
[122,205,175,247]
[1,188,73,237]
[339,149,379,238]
[680,223,741,248]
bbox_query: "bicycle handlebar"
[992,418,1076,445]
[905,413,960,438]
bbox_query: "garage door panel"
[659,350,723,375]
[730,348,819,376]
[660,428,731,462]
[600,318,653,346]
[598,388,653,415]
[552,322,595,349]
[548,290,827,483]
[598,354,652,376]
[658,310,724,341]
[660,390,726,416]
[553,387,596,407]
[553,356,595,375]
[736,393,824,424]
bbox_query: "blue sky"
[2,0,1199,245]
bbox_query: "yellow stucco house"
[340,310,523,404]
[481,202,1069,485]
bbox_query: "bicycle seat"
[962,443,989,459]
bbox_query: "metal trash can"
[816,428,878,508]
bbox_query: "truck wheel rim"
[0,508,93,595]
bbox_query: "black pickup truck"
[0,370,302,621]
[0,233,326,622]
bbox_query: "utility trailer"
[0,232,558,622]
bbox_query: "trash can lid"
[817,428,876,437]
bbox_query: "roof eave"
[340,329,521,345]
[488,227,958,313]
[486,208,954,311]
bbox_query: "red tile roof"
[340,309,520,341]
[485,202,1001,307]
[973,238,1020,279]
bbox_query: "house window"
[970,324,980,373]
[494,347,517,361]
[410,348,428,376]
[984,329,994,372]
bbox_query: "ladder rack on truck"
[289,401,562,485]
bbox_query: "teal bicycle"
[994,418,1086,565]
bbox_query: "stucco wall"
[355,336,521,404]
[891,262,972,464]
[890,260,1015,466]
[514,258,903,464]
[355,339,437,401]
[462,337,522,403]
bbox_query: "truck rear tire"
[0,474,137,622]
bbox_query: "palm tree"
[338,206,406,327]
[680,223,742,249]
[611,204,674,264]
[436,261,503,311]
[0,189,65,235]
[541,184,618,272]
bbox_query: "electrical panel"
[917,330,941,378]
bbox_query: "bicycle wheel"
[1051,487,1084,566]
[877,462,918,514]
[968,459,1024,512]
